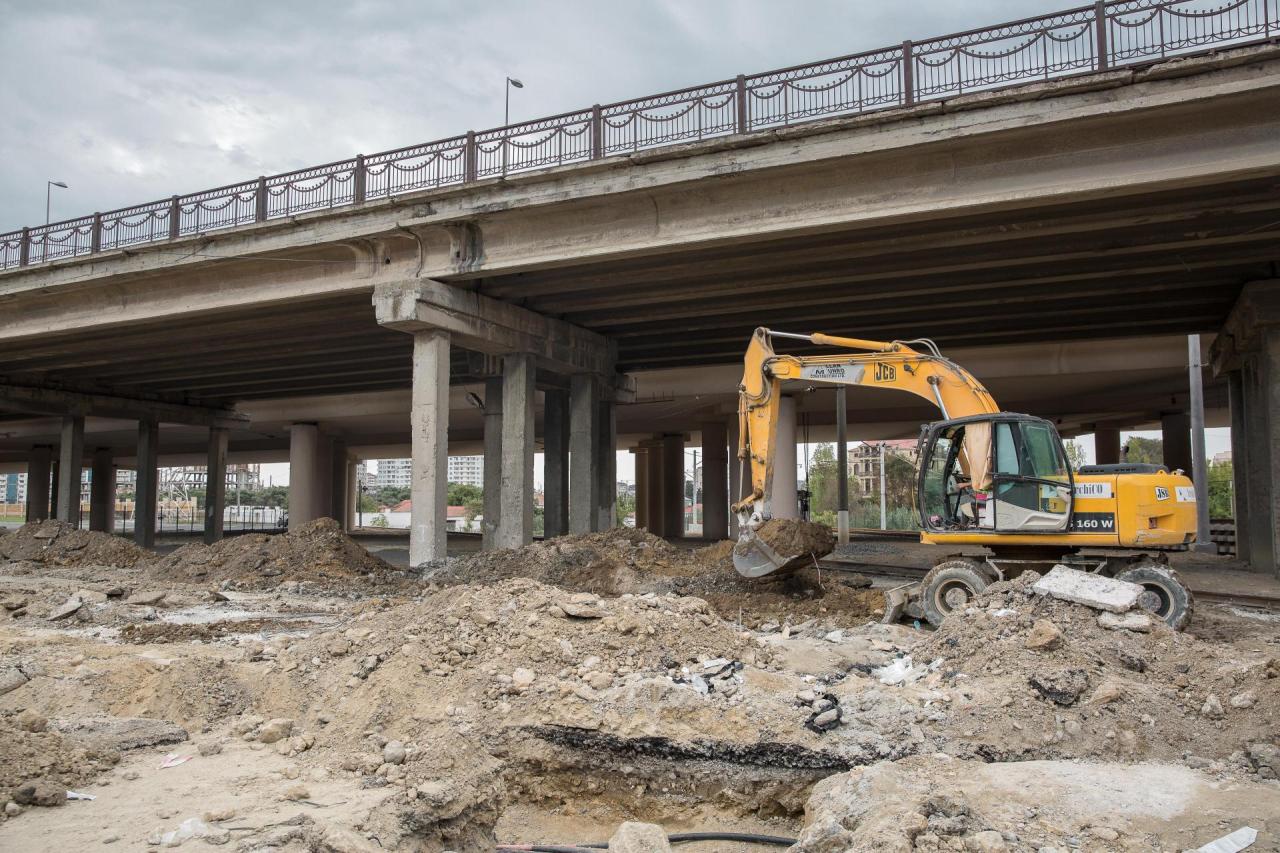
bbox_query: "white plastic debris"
[158,817,231,846]
[873,655,938,686]
[991,608,1017,618]
[65,790,96,801]
[701,658,731,670]
[1196,827,1257,853]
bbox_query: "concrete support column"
[498,353,535,548]
[1237,333,1280,572]
[700,421,729,541]
[661,433,685,537]
[329,439,348,526]
[135,420,159,548]
[772,396,799,519]
[89,449,116,533]
[25,446,52,523]
[569,374,602,534]
[409,330,451,565]
[728,417,741,538]
[543,388,570,538]
[642,439,665,536]
[1161,411,1192,474]
[633,446,649,530]
[204,428,228,544]
[57,415,85,524]
[49,462,59,520]
[345,458,358,531]
[288,423,321,531]
[836,386,849,544]
[481,376,503,548]
[1094,426,1122,466]
[596,397,617,530]
[1228,371,1251,557]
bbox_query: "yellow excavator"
[733,328,1198,629]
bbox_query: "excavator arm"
[733,327,1001,575]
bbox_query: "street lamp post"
[46,181,68,224]
[504,77,524,127]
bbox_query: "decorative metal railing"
[3,0,1275,271]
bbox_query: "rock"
[3,597,28,610]
[16,709,47,732]
[511,667,536,689]
[52,715,188,751]
[812,708,840,729]
[585,670,612,690]
[1032,566,1142,613]
[1089,826,1120,842]
[4,802,20,816]
[12,781,65,807]
[1201,693,1225,720]
[126,590,167,606]
[968,830,1007,852]
[1089,680,1125,706]
[46,597,84,621]
[0,665,28,695]
[1116,648,1146,673]
[383,740,406,765]
[1229,691,1257,709]
[1097,611,1153,632]
[1028,669,1090,706]
[559,600,606,619]
[609,821,672,853]
[823,630,844,643]
[257,718,295,744]
[1024,619,1062,651]
[197,741,223,757]
[280,784,310,801]
[74,589,109,604]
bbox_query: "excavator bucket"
[732,525,815,578]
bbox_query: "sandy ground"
[0,523,1277,852]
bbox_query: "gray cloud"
[0,0,1055,231]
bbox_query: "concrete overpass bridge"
[1,0,1278,571]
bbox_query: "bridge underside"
[0,45,1277,571]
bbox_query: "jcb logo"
[874,363,897,382]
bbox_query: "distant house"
[380,499,478,532]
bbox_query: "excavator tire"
[921,559,990,627]
[1115,564,1193,631]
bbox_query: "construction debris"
[1032,564,1143,612]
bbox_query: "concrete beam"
[544,388,570,538]
[89,448,115,533]
[498,353,535,548]
[25,445,51,523]
[481,376,503,548]
[0,384,247,429]
[135,420,159,548]
[204,428,228,544]
[374,279,616,378]
[56,415,84,523]
[410,330,451,564]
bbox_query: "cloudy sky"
[0,0,1064,231]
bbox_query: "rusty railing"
[2,0,1275,271]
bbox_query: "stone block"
[1032,565,1141,613]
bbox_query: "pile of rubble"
[0,521,147,568]
[145,518,409,590]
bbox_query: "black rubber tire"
[1115,564,1194,631]
[921,559,990,627]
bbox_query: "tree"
[1124,437,1163,465]
[373,486,410,508]
[805,444,842,517]
[1207,461,1234,519]
[1062,439,1087,472]
[616,492,637,526]
[447,482,482,506]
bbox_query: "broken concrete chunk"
[559,600,606,619]
[0,665,29,695]
[257,718,295,744]
[125,590,167,606]
[609,821,672,853]
[52,715,189,751]
[1097,611,1154,632]
[46,597,84,621]
[74,589,108,604]
[1024,619,1063,651]
[1201,693,1225,720]
[1032,565,1142,613]
[12,781,65,807]
[1028,668,1090,706]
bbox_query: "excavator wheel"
[920,558,991,627]
[1115,563,1193,631]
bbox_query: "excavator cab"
[917,413,1074,535]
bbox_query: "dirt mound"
[755,519,835,559]
[145,518,406,590]
[909,571,1280,763]
[0,713,119,806]
[0,520,148,568]
[425,528,877,627]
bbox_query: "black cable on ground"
[496,830,798,851]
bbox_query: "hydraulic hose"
[496,830,798,851]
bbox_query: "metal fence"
[2,0,1275,271]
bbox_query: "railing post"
[591,105,603,159]
[735,75,748,134]
[255,177,268,222]
[353,155,366,204]
[464,131,478,182]
[902,40,915,106]
[1095,1,1110,71]
[18,227,29,266]
[90,213,102,254]
[168,196,180,240]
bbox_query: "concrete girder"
[0,384,248,429]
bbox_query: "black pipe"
[497,830,798,851]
